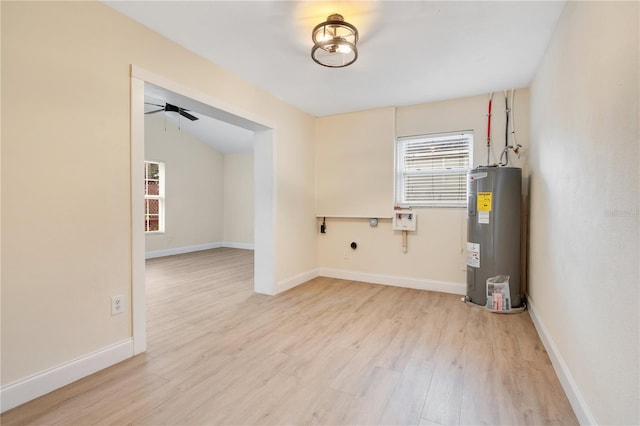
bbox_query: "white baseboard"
[275,269,320,295]
[318,268,466,295]
[1,339,134,413]
[223,242,255,250]
[527,297,596,425]
[145,242,256,259]
[145,242,223,259]
[272,268,465,297]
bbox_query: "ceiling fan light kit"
[311,14,358,68]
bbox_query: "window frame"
[395,130,474,208]
[144,161,165,233]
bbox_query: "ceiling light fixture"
[311,14,359,68]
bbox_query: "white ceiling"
[111,1,565,150]
[144,83,256,153]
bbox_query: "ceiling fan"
[145,102,199,121]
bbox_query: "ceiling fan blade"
[144,102,164,107]
[144,108,165,114]
[179,110,199,121]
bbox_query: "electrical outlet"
[111,295,124,316]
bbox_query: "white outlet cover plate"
[111,295,124,316]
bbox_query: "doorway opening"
[130,66,276,354]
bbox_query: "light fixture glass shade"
[311,14,359,68]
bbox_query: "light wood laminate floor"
[2,248,577,425]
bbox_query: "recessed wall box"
[392,208,416,231]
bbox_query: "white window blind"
[396,131,473,207]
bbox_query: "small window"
[144,161,164,232]
[395,131,473,207]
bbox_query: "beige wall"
[315,107,395,218]
[223,152,254,246]
[528,1,639,424]
[1,1,315,386]
[317,92,530,287]
[145,112,224,252]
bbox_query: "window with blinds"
[395,131,473,207]
[144,161,165,232]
